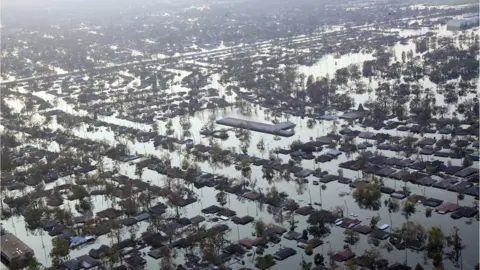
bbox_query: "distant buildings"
[447,13,479,31]
[0,232,34,265]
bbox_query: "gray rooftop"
[216,117,296,137]
[1,233,34,261]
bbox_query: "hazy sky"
[1,0,204,8]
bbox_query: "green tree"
[354,156,367,177]
[398,221,426,264]
[50,237,70,267]
[200,228,230,264]
[345,259,356,270]
[427,226,445,256]
[370,214,380,228]
[387,198,400,229]
[425,208,432,217]
[256,254,274,270]
[402,200,416,262]
[266,185,280,204]
[402,200,416,220]
[352,183,382,210]
[71,185,89,201]
[254,219,267,237]
[432,252,443,267]
[307,210,331,237]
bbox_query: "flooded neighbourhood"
[0,0,479,269]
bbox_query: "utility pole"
[344,200,349,217]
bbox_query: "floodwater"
[4,103,479,269]
[1,25,479,270]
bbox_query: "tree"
[23,206,43,230]
[256,254,274,270]
[286,206,299,232]
[370,215,380,228]
[427,226,445,257]
[71,185,89,202]
[354,156,367,177]
[307,210,331,237]
[425,208,432,218]
[462,156,473,168]
[167,183,189,218]
[54,208,74,227]
[402,200,416,221]
[165,119,174,136]
[9,253,42,270]
[352,183,381,210]
[215,191,227,207]
[302,229,308,240]
[446,226,463,267]
[344,229,360,245]
[333,206,345,218]
[50,237,70,267]
[314,253,324,266]
[398,221,427,264]
[159,247,174,270]
[361,248,381,269]
[254,219,266,237]
[257,137,266,153]
[432,252,443,267]
[387,198,400,213]
[200,228,230,264]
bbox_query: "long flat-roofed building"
[216,117,296,137]
[447,13,479,31]
[1,233,34,265]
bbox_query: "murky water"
[1,24,479,269]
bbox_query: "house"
[333,248,355,262]
[1,233,35,264]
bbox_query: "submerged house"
[1,232,35,264]
[339,104,369,120]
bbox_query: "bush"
[426,208,432,217]
[432,252,443,266]
[305,244,313,255]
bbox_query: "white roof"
[378,224,390,230]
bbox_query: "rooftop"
[1,233,34,261]
[216,117,296,137]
